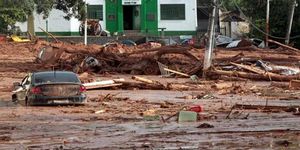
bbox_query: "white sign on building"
[122,0,141,5]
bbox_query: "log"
[83,79,125,90]
[268,39,300,53]
[233,104,298,111]
[229,63,300,81]
[128,45,192,55]
[114,80,167,90]
[132,76,163,86]
[154,48,199,62]
[230,62,267,74]
[163,68,190,77]
[210,68,300,81]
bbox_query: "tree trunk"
[27,12,35,36]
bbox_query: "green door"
[106,0,123,34]
[141,0,158,35]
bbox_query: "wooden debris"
[132,76,163,86]
[268,39,300,53]
[289,80,300,89]
[163,68,190,77]
[114,80,166,90]
[212,82,233,90]
[230,62,267,75]
[270,82,289,89]
[83,79,124,90]
[211,68,300,81]
[233,104,299,111]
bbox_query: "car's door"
[16,75,31,101]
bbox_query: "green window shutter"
[87,5,103,20]
[160,4,185,20]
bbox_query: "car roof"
[32,71,76,76]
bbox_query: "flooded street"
[0,41,300,149]
[0,85,300,149]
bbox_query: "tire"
[12,94,17,103]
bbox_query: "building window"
[160,4,185,20]
[87,5,103,20]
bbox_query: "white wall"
[158,0,197,32]
[16,0,106,34]
[220,21,250,39]
[70,0,106,32]
[16,9,71,33]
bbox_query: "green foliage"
[223,0,300,48]
[0,0,86,34]
[0,0,34,33]
[34,0,56,19]
[54,0,86,20]
[34,0,85,20]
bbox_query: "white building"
[16,0,199,36]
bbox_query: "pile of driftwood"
[33,38,300,82]
[33,40,202,75]
[209,40,300,81]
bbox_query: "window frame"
[87,5,104,21]
[160,4,186,20]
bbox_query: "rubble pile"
[209,46,300,81]
[2,38,300,82]
[34,40,201,75]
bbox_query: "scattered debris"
[289,80,300,90]
[188,105,203,113]
[178,111,198,122]
[197,123,214,128]
[83,78,124,90]
[275,140,292,147]
[293,108,300,116]
[233,104,299,112]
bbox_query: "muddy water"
[0,88,299,149]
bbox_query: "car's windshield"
[34,72,80,84]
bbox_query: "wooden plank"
[132,76,158,85]
[85,83,122,90]
[163,68,190,77]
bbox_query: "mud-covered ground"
[0,42,300,149]
[0,86,300,149]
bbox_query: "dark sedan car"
[12,71,87,106]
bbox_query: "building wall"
[16,9,72,35]
[220,21,250,39]
[16,0,197,36]
[16,0,105,36]
[157,0,197,35]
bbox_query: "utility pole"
[84,1,88,45]
[285,0,297,44]
[46,19,49,42]
[203,0,218,77]
[265,0,270,48]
